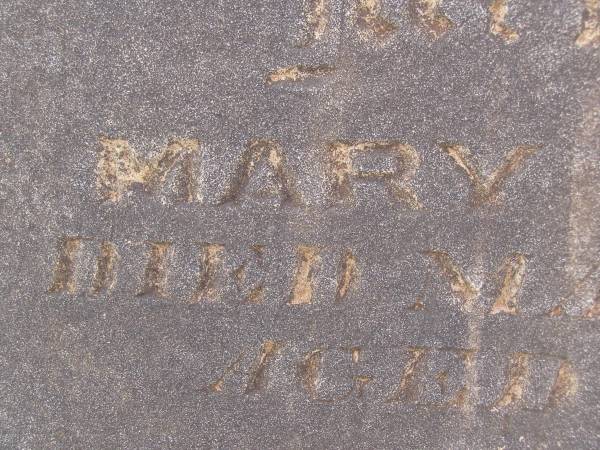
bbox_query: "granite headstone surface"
[1,0,599,448]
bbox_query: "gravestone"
[1,0,599,448]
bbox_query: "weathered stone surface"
[0,0,599,448]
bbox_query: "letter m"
[97,137,200,202]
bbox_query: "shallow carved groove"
[386,347,428,403]
[583,291,600,318]
[137,242,171,298]
[493,352,529,409]
[411,0,453,39]
[439,143,537,205]
[335,250,359,302]
[266,65,335,84]
[355,0,398,41]
[48,237,82,294]
[489,0,519,44]
[238,245,266,304]
[219,139,303,205]
[210,353,245,393]
[298,347,371,402]
[576,0,600,47]
[425,250,479,306]
[90,241,118,294]
[547,361,577,408]
[97,137,200,202]
[445,349,476,410]
[301,0,330,46]
[190,243,225,303]
[298,349,323,399]
[547,263,599,318]
[245,340,283,394]
[329,140,422,209]
[288,245,321,305]
[490,253,527,315]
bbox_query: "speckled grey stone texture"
[0,0,599,448]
